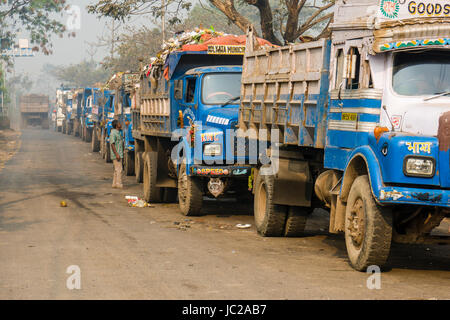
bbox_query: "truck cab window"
[346,47,361,90]
[393,50,450,96]
[335,49,344,89]
[185,78,196,103]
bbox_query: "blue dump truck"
[80,87,100,143]
[132,48,253,214]
[109,72,139,175]
[99,90,116,163]
[73,88,85,138]
[91,88,114,154]
[239,0,450,271]
[58,87,74,135]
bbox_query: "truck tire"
[254,171,288,237]
[178,163,203,216]
[284,206,309,237]
[344,175,393,271]
[124,150,135,176]
[100,130,106,158]
[85,128,92,142]
[91,128,100,152]
[143,152,163,203]
[135,151,144,183]
[105,142,112,163]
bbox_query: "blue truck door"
[325,46,382,171]
[180,76,198,125]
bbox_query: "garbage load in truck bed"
[19,94,50,129]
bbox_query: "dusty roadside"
[0,129,21,172]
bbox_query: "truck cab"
[175,66,252,202]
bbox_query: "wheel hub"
[348,198,365,248]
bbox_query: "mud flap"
[272,158,312,207]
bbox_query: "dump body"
[19,94,49,129]
[239,39,331,148]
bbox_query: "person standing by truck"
[110,119,124,188]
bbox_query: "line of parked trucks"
[51,0,450,271]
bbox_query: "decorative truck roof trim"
[331,1,450,53]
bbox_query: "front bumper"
[378,186,450,208]
[190,165,252,177]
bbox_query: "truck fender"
[340,146,383,203]
[174,136,193,176]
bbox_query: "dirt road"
[0,129,449,299]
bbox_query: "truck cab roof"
[185,65,242,76]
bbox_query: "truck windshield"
[393,50,450,96]
[202,73,241,105]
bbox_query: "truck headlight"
[403,156,435,177]
[203,144,221,156]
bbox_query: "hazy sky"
[12,0,158,96]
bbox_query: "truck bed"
[239,39,331,149]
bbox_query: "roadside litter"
[60,200,67,207]
[125,196,154,208]
[236,224,251,229]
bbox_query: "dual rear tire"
[253,171,392,271]
[253,172,309,237]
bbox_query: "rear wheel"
[253,171,288,237]
[105,142,112,163]
[91,127,100,152]
[178,163,203,216]
[143,152,163,202]
[85,128,92,142]
[284,206,309,237]
[100,130,106,158]
[135,151,144,183]
[344,175,393,271]
[124,150,135,176]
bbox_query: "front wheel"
[178,163,203,216]
[344,175,393,271]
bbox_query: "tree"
[0,0,68,57]
[207,0,334,45]
[42,61,110,87]
[87,0,334,45]
[102,26,163,73]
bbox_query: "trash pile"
[143,26,277,80]
[125,195,153,208]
